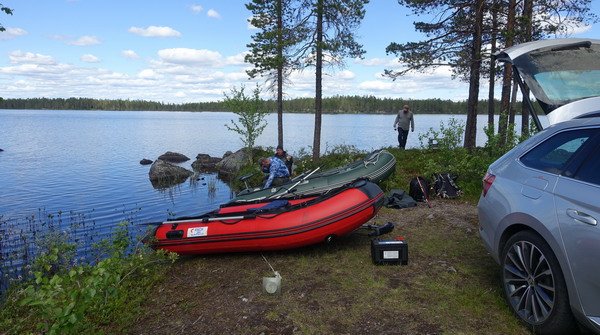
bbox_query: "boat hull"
[151,180,384,255]
[232,149,396,203]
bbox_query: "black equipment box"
[371,239,408,265]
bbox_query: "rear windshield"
[514,42,600,107]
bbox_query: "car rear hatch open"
[495,38,600,128]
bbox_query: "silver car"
[478,39,600,334]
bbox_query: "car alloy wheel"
[501,231,577,334]
[503,238,554,324]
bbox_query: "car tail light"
[482,172,495,197]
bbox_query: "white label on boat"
[187,227,208,238]
[383,250,399,259]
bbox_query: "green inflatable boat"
[232,149,396,203]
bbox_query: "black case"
[371,239,408,265]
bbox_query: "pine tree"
[295,0,368,159]
[245,0,302,148]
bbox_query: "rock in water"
[191,153,222,172]
[216,148,251,179]
[157,151,190,163]
[148,159,193,188]
[140,158,153,165]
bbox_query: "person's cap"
[403,104,409,109]
[276,145,283,150]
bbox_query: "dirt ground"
[129,200,527,335]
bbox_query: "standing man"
[393,104,415,149]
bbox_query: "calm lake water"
[0,109,545,285]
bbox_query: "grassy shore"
[0,146,528,334]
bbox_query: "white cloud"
[9,51,55,65]
[157,48,223,66]
[355,57,394,67]
[122,50,140,59]
[138,69,160,79]
[81,54,100,63]
[128,26,181,38]
[207,9,221,19]
[336,70,355,80]
[190,4,203,14]
[175,91,187,98]
[225,52,248,66]
[69,35,101,46]
[0,27,28,40]
[358,80,394,91]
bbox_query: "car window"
[520,129,596,174]
[574,150,600,186]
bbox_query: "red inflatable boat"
[149,179,384,255]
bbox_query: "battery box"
[371,239,408,265]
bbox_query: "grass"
[127,199,528,334]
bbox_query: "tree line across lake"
[0,96,503,115]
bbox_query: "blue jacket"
[264,156,290,188]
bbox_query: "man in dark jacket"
[274,145,293,175]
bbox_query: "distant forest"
[0,96,503,114]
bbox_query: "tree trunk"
[312,0,323,160]
[277,0,284,148]
[498,0,516,145]
[464,0,484,149]
[521,0,533,137]
[487,1,498,130]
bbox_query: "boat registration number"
[187,227,208,238]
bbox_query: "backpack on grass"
[432,173,463,199]
[409,176,430,202]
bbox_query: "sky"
[1,0,600,104]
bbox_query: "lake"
[0,109,543,286]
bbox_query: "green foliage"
[295,0,369,66]
[418,117,465,150]
[31,233,77,276]
[483,122,519,158]
[0,3,13,32]
[245,0,301,79]
[384,116,522,201]
[223,85,269,164]
[1,96,501,115]
[0,222,178,335]
[293,144,366,174]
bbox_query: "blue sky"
[1,0,599,104]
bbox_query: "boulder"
[148,159,193,189]
[216,148,251,179]
[140,158,153,165]
[191,153,222,172]
[157,151,190,163]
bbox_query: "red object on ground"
[150,180,384,255]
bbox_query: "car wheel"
[501,230,577,334]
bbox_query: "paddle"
[267,166,321,200]
[416,176,432,208]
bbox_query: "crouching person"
[259,156,290,189]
